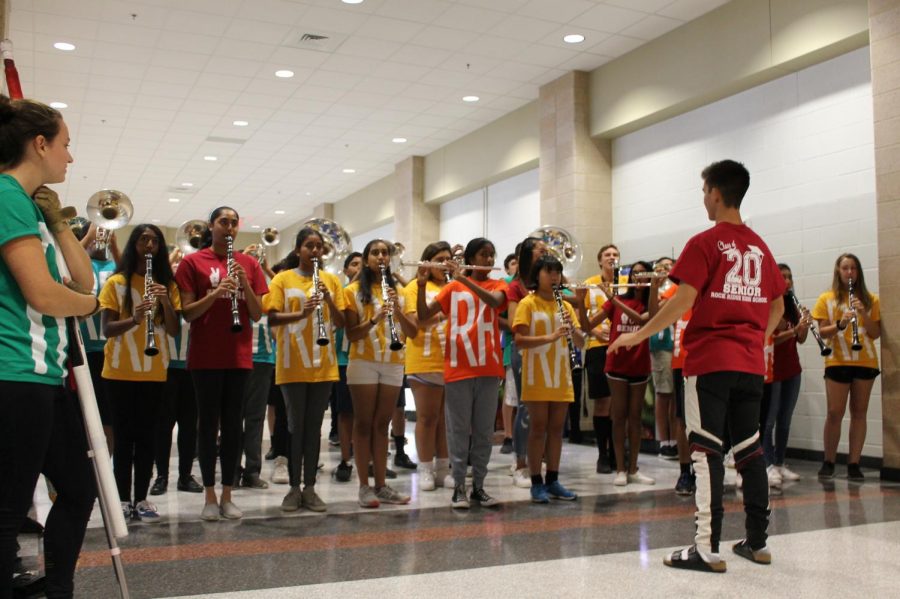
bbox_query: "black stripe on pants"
[684,371,770,554]
[106,379,164,504]
[192,369,250,488]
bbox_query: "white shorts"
[346,360,404,387]
[408,372,445,387]
[503,366,518,407]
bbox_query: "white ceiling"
[6,0,728,231]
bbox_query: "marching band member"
[650,257,677,460]
[99,225,180,522]
[417,237,507,509]
[265,227,347,512]
[513,255,583,503]
[175,206,267,521]
[812,253,881,481]
[331,252,363,483]
[400,242,453,491]
[499,252,518,454]
[343,240,410,508]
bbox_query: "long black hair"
[622,261,652,304]
[778,263,801,326]
[115,224,174,319]
[200,206,239,249]
[356,239,399,305]
[527,255,563,291]
[281,227,322,271]
[515,236,541,284]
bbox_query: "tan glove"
[32,186,77,234]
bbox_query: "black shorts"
[266,374,280,406]
[333,365,354,415]
[824,366,880,384]
[606,372,650,385]
[86,350,112,426]
[585,346,611,399]
[673,368,685,420]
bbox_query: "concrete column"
[393,156,439,266]
[539,71,612,280]
[869,0,900,479]
[311,202,334,220]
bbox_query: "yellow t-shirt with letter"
[812,290,880,369]
[402,280,446,375]
[513,294,580,403]
[343,280,405,365]
[582,273,612,350]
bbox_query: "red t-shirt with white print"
[602,297,651,377]
[668,222,785,377]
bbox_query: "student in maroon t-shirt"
[175,206,268,522]
[609,160,785,574]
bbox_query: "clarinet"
[226,235,242,333]
[553,285,581,369]
[847,278,863,351]
[312,257,329,346]
[143,253,159,356]
[787,290,831,356]
[379,264,404,351]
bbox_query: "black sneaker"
[149,476,167,496]
[394,452,418,470]
[264,447,276,461]
[847,463,865,482]
[470,487,500,507]
[659,446,679,460]
[177,475,203,493]
[451,485,470,509]
[664,545,726,573]
[675,471,696,496]
[334,461,353,483]
[818,461,835,479]
[500,438,513,454]
[732,539,771,564]
[596,455,612,474]
[328,432,340,447]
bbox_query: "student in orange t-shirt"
[417,238,507,509]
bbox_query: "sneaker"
[847,463,865,482]
[818,461,835,479]
[451,485,470,509]
[732,539,771,565]
[134,500,160,522]
[546,480,577,501]
[272,456,289,484]
[301,487,327,512]
[500,438,513,454]
[664,545,726,573]
[613,471,628,486]
[419,468,436,492]
[240,473,269,489]
[177,475,203,493]
[470,487,500,507]
[766,465,782,487]
[394,452,417,470]
[333,460,353,483]
[441,474,455,489]
[328,432,339,446]
[675,471,696,496]
[368,464,398,479]
[596,455,612,474]
[200,503,220,522]
[375,485,410,505]
[530,484,550,504]
[281,487,302,512]
[724,451,735,469]
[659,446,678,460]
[627,471,656,485]
[149,476,167,496]
[513,468,531,489]
[219,500,243,520]
[264,446,276,460]
[778,465,801,482]
[121,502,135,521]
[358,485,380,508]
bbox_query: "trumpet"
[312,257,329,346]
[226,235,242,333]
[553,285,580,370]
[379,264,404,351]
[143,253,159,357]
[847,278,863,351]
[787,291,831,357]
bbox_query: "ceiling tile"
[604,0,675,13]
[375,0,452,24]
[620,14,684,40]
[574,3,648,33]
[519,0,595,23]
[658,0,729,21]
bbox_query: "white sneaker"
[627,471,655,485]
[778,465,801,481]
[441,474,455,489]
[767,465,782,487]
[219,500,243,520]
[134,500,160,522]
[513,468,531,489]
[613,471,628,486]
[724,451,735,469]
[272,456,289,485]
[200,503,220,522]
[419,468,436,492]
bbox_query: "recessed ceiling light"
[563,34,585,44]
[275,70,294,78]
[168,198,180,203]
[203,155,218,161]
[53,42,76,51]
[233,120,249,127]
[305,192,312,196]
[181,182,193,187]
[392,137,407,143]
[49,102,67,109]
[462,95,479,103]
[342,168,356,174]
[274,210,286,215]
[342,0,365,4]
[251,225,260,229]
[152,219,160,223]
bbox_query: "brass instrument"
[529,225,582,278]
[143,253,159,357]
[847,278,863,351]
[86,190,133,255]
[226,235,242,333]
[312,257,329,346]
[379,263,404,351]
[254,227,280,264]
[175,219,208,256]
[787,291,831,357]
[389,241,406,274]
[302,218,352,276]
[553,285,580,369]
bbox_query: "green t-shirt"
[80,257,116,353]
[0,174,67,385]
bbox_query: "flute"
[553,285,581,369]
[226,235,242,333]
[143,253,159,356]
[401,260,500,272]
[312,257,329,346]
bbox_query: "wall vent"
[283,30,347,53]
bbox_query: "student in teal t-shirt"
[0,96,101,598]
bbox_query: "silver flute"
[379,264,404,351]
[226,235,242,333]
[312,257,329,346]
[847,278,863,351]
[143,253,159,356]
[553,285,580,369]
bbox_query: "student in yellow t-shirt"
[397,241,453,492]
[99,225,181,522]
[264,226,347,513]
[812,253,881,481]
[342,239,410,508]
[513,255,584,503]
